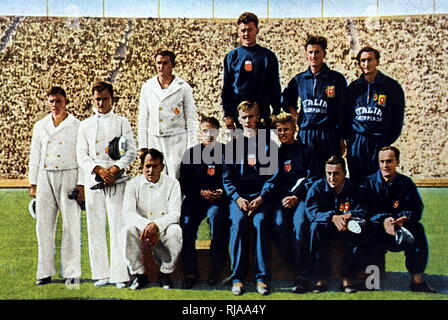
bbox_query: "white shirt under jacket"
[28,113,82,185]
[122,173,181,234]
[76,109,136,187]
[137,75,198,149]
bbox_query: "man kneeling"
[121,148,182,289]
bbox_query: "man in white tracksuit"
[121,148,182,290]
[28,86,83,286]
[137,50,198,179]
[77,82,136,288]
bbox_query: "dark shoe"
[312,283,328,293]
[36,277,51,286]
[129,274,149,290]
[291,279,311,294]
[158,272,173,289]
[221,275,232,285]
[182,275,197,289]
[341,285,358,293]
[410,281,437,293]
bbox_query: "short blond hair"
[237,100,260,118]
[273,112,296,128]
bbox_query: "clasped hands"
[94,165,121,186]
[237,196,264,216]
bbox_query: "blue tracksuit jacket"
[221,45,281,120]
[344,71,405,143]
[281,63,347,134]
[360,170,423,225]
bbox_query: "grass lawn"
[0,188,447,300]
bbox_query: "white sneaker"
[231,282,245,296]
[94,278,109,287]
[115,282,126,289]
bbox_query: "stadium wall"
[0,15,447,180]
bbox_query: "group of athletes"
[28,11,436,296]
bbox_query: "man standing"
[305,155,368,293]
[77,81,136,289]
[221,12,281,130]
[179,117,229,289]
[271,113,321,293]
[29,87,82,286]
[281,36,347,173]
[223,101,278,296]
[360,146,436,293]
[138,50,198,179]
[121,149,182,290]
[345,47,405,183]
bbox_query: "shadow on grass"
[172,272,448,295]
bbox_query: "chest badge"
[244,60,253,72]
[284,160,292,173]
[325,86,335,98]
[378,94,387,106]
[207,165,215,176]
[247,154,256,166]
[339,202,350,213]
[171,107,181,115]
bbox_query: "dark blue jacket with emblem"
[360,170,423,225]
[179,143,226,201]
[281,63,347,135]
[305,177,367,224]
[273,140,322,201]
[222,135,277,202]
[344,71,405,144]
[221,45,281,119]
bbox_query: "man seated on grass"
[179,116,230,289]
[305,155,368,293]
[360,146,436,293]
[121,148,182,290]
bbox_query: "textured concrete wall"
[0,15,446,179]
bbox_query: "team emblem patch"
[171,107,181,115]
[325,86,335,98]
[284,160,292,173]
[373,93,378,101]
[247,154,256,166]
[244,60,253,72]
[378,94,387,106]
[393,200,399,209]
[339,202,350,213]
[207,165,215,176]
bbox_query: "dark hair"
[140,148,164,166]
[356,47,381,63]
[305,35,327,51]
[237,12,259,28]
[379,145,400,162]
[200,116,220,129]
[92,81,114,100]
[325,154,346,173]
[47,86,68,100]
[154,50,176,66]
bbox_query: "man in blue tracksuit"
[223,101,278,296]
[179,117,229,289]
[344,47,405,183]
[360,146,436,293]
[281,36,347,173]
[221,12,281,130]
[271,113,322,293]
[306,155,368,293]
